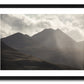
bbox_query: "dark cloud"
[1,14,28,31]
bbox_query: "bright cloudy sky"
[0,14,84,42]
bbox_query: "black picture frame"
[0,4,84,80]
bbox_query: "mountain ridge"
[1,28,84,42]
[1,28,84,69]
[2,32,35,49]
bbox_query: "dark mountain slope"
[2,32,35,49]
[1,41,78,70]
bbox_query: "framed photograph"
[0,4,84,80]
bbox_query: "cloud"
[1,14,28,31]
[0,14,84,41]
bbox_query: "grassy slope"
[1,41,79,70]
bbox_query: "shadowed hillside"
[1,41,79,70]
[2,32,36,49]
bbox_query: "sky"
[0,14,84,42]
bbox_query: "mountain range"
[1,28,84,70]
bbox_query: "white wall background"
[0,81,84,84]
[0,0,84,4]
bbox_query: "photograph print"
[0,14,84,70]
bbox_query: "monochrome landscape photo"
[0,14,84,70]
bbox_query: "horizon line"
[1,28,84,43]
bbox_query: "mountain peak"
[45,28,54,31]
[2,32,34,49]
[42,28,55,32]
[13,32,24,36]
[40,28,55,34]
[56,28,63,32]
[3,32,30,39]
[32,28,55,38]
[43,28,63,34]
